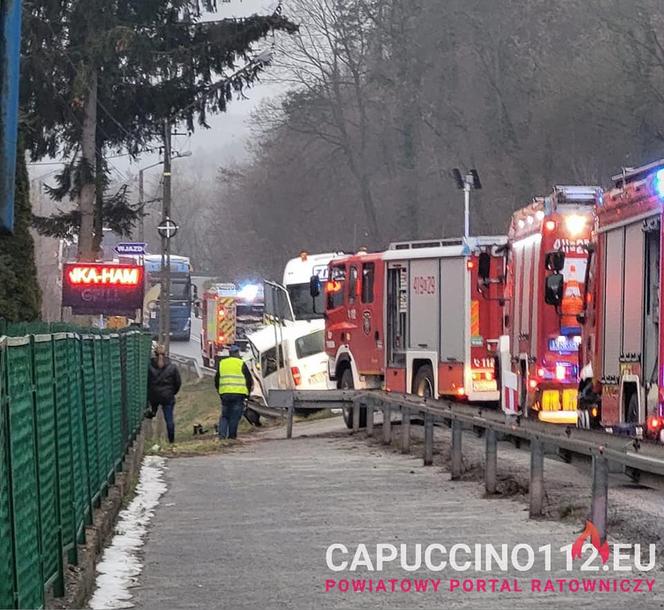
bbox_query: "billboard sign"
[62,263,145,315]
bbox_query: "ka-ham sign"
[62,263,145,315]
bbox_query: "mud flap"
[498,335,519,415]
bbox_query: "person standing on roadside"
[147,344,182,444]
[215,345,253,440]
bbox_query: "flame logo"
[572,521,610,564]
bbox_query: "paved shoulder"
[133,429,662,609]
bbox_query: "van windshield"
[287,283,324,320]
[295,330,325,359]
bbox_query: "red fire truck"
[201,283,238,368]
[324,237,506,427]
[496,185,602,425]
[587,161,664,442]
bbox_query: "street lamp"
[137,151,191,241]
[452,168,482,239]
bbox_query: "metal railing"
[269,389,664,543]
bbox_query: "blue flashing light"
[238,284,260,302]
[654,168,664,199]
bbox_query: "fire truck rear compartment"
[600,215,660,427]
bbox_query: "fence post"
[401,406,410,454]
[423,412,434,465]
[529,439,544,517]
[591,455,609,542]
[382,405,391,444]
[485,428,497,495]
[451,419,463,479]
[366,403,374,437]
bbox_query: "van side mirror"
[545,274,565,306]
[310,275,321,298]
[545,251,565,272]
[478,252,491,281]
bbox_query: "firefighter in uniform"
[215,345,253,439]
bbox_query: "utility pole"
[159,119,173,352]
[138,170,144,241]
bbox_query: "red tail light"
[291,367,302,386]
[647,415,662,431]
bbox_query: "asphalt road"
[170,314,204,367]
[132,418,664,609]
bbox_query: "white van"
[247,321,332,405]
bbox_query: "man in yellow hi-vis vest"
[215,345,254,439]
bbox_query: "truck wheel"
[341,368,366,429]
[413,364,435,399]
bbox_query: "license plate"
[472,379,497,392]
[308,372,327,385]
[548,337,579,353]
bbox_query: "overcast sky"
[124,0,289,176]
[30,0,290,188]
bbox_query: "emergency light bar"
[552,185,602,204]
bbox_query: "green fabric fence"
[0,324,151,609]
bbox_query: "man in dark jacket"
[215,345,253,439]
[148,344,182,443]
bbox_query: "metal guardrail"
[269,389,664,542]
[168,353,211,379]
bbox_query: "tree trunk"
[78,70,98,261]
[92,135,105,255]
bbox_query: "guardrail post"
[401,406,410,454]
[451,419,463,479]
[352,399,360,431]
[286,396,294,440]
[423,413,434,465]
[591,455,609,542]
[485,428,497,494]
[529,439,544,517]
[382,405,391,444]
[366,404,374,436]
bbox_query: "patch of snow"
[88,456,167,610]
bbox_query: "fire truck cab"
[498,185,602,424]
[594,161,664,441]
[325,237,506,426]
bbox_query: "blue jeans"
[161,401,175,443]
[219,396,244,439]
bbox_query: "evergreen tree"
[22,0,297,259]
[0,138,42,321]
